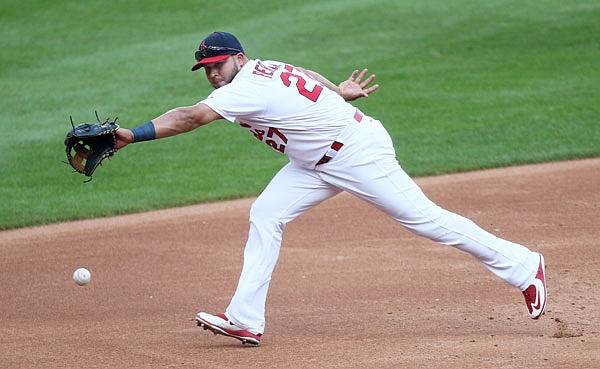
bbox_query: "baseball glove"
[64,112,119,181]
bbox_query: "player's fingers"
[354,68,368,82]
[360,74,376,88]
[347,69,360,81]
[364,84,380,95]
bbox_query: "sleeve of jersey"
[200,82,266,123]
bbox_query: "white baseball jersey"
[201,59,361,167]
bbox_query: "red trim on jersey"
[354,109,364,123]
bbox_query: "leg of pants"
[226,119,540,332]
[226,163,341,333]
[317,118,540,290]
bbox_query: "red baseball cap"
[191,32,245,71]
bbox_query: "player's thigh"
[322,150,440,224]
[251,163,341,223]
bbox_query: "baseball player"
[114,31,547,345]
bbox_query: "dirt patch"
[1,158,599,368]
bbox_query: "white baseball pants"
[225,117,540,334]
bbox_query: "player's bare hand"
[115,128,134,150]
[339,69,379,101]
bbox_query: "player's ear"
[234,53,247,66]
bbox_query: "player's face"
[204,56,241,89]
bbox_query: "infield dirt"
[1,158,599,368]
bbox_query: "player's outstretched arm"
[115,103,222,150]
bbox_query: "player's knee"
[249,201,285,228]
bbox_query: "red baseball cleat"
[195,312,262,345]
[522,254,547,319]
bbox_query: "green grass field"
[1,0,598,229]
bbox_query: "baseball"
[73,267,91,286]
